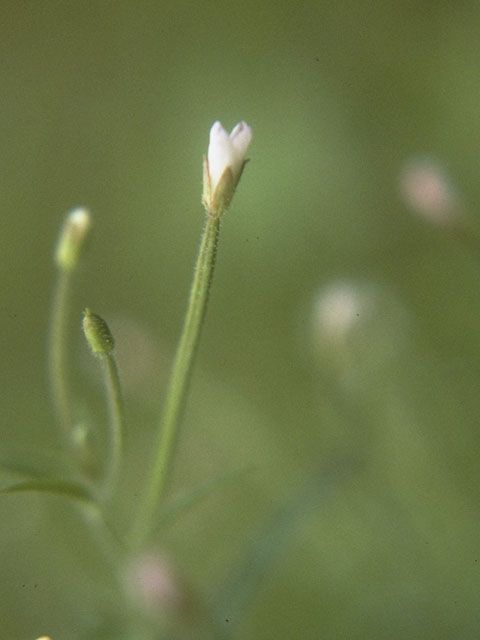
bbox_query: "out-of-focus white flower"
[399,159,461,227]
[203,120,252,216]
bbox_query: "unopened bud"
[123,553,189,619]
[399,159,460,227]
[202,121,252,217]
[55,207,92,270]
[311,280,409,386]
[82,308,114,356]
[313,281,363,344]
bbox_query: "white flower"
[208,121,252,191]
[203,120,252,216]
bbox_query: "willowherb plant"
[4,121,252,639]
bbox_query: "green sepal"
[202,155,212,210]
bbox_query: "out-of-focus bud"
[54,207,92,270]
[82,308,115,357]
[123,552,190,619]
[202,121,252,217]
[311,280,409,386]
[313,281,363,344]
[399,159,461,227]
[35,636,52,640]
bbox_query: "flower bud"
[399,159,461,227]
[202,120,252,217]
[82,308,115,356]
[54,207,92,271]
[123,552,190,619]
[311,280,409,387]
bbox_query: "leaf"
[0,444,73,479]
[0,478,94,503]
[156,466,255,531]
[213,458,362,635]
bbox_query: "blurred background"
[1,1,480,638]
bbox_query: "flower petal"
[208,121,234,191]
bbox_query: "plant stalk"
[102,353,125,502]
[48,269,74,438]
[131,214,221,547]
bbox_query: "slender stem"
[102,353,125,503]
[48,268,74,439]
[78,502,127,572]
[130,214,221,548]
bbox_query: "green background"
[1,2,480,638]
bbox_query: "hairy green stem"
[130,214,221,547]
[48,269,74,438]
[102,353,125,502]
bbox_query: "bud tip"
[55,206,92,271]
[82,308,115,356]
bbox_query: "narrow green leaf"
[156,466,254,531]
[0,478,94,502]
[0,444,73,479]
[214,459,360,635]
